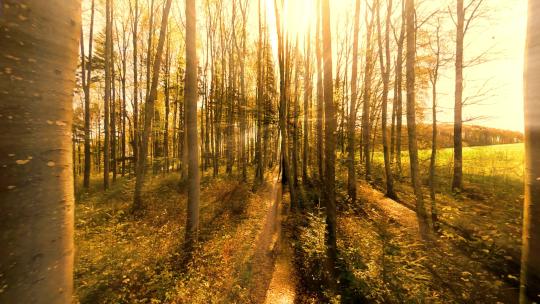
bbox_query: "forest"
[1,0,540,303]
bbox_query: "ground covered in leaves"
[74,171,282,304]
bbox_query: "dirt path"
[263,195,297,304]
[356,181,519,303]
[248,171,298,304]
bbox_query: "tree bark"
[185,0,200,253]
[347,0,360,202]
[405,0,425,215]
[520,1,540,301]
[0,1,80,301]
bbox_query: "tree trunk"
[361,8,375,181]
[303,27,312,184]
[429,20,441,228]
[254,0,264,185]
[394,2,405,176]
[452,0,464,192]
[185,0,200,253]
[132,0,173,212]
[376,0,397,199]
[274,0,297,205]
[405,0,425,216]
[103,0,112,190]
[0,1,79,301]
[82,0,95,189]
[322,0,337,282]
[316,0,324,182]
[347,0,360,202]
[132,0,139,171]
[520,1,540,301]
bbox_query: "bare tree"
[347,0,361,202]
[81,0,95,189]
[132,0,173,212]
[405,0,425,216]
[376,0,397,199]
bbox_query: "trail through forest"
[354,181,519,303]
[249,171,299,304]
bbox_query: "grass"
[366,143,524,289]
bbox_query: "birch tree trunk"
[0,1,80,301]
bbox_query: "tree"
[452,0,485,191]
[519,1,540,301]
[347,0,361,202]
[429,18,442,227]
[132,0,173,212]
[274,0,297,204]
[104,0,112,190]
[405,0,425,216]
[376,0,397,199]
[81,0,95,189]
[185,0,200,252]
[322,0,337,282]
[0,0,80,302]
[361,3,376,182]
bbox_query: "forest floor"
[74,168,300,304]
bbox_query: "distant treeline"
[417,124,523,149]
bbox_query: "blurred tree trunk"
[316,0,324,182]
[520,1,540,301]
[185,0,200,253]
[0,0,80,302]
[322,0,337,282]
[303,26,312,184]
[405,0,425,216]
[347,0,360,202]
[132,0,173,212]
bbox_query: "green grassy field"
[371,143,524,195]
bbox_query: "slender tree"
[405,0,425,215]
[520,1,540,301]
[347,0,360,202]
[0,0,80,301]
[185,0,200,252]
[322,0,337,281]
[429,18,442,227]
[132,0,173,212]
[376,0,397,199]
[81,0,95,189]
[104,0,112,190]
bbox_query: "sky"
[266,0,528,132]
